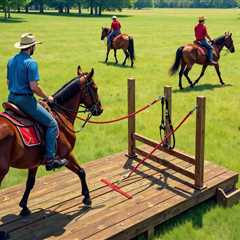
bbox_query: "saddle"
[193,40,207,56]
[0,102,43,147]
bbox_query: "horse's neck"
[214,42,224,56]
[60,93,81,124]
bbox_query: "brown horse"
[101,27,135,67]
[169,32,235,89]
[0,66,103,217]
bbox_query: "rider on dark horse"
[107,16,121,48]
[194,16,217,65]
[7,33,68,171]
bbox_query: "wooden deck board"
[0,146,238,240]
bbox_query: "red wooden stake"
[101,178,133,199]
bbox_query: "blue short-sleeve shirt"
[7,52,40,94]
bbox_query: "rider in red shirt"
[194,16,216,65]
[108,16,121,47]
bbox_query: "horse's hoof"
[0,231,9,240]
[20,207,31,217]
[83,196,92,207]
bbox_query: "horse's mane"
[53,77,81,104]
[213,35,225,45]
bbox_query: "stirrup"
[45,158,68,171]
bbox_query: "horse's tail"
[169,46,184,76]
[128,37,135,61]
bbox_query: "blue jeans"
[8,93,58,159]
[199,39,213,61]
[107,30,120,47]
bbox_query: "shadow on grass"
[19,11,132,19]
[0,17,27,23]
[154,198,216,239]
[173,83,233,93]
[98,60,134,69]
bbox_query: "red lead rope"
[76,98,160,124]
[100,106,197,199]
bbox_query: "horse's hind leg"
[193,64,208,86]
[122,50,129,66]
[66,154,91,207]
[114,49,118,64]
[179,62,186,89]
[184,65,193,87]
[19,167,38,216]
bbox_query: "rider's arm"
[30,81,48,99]
[28,61,53,102]
[205,26,212,41]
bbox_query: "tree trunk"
[25,5,29,13]
[7,6,11,18]
[58,7,63,13]
[4,7,7,19]
[40,3,44,13]
[99,5,102,15]
[17,6,21,13]
[78,3,81,14]
[90,0,93,15]
[94,6,97,15]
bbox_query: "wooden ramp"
[0,146,238,240]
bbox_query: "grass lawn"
[0,8,240,240]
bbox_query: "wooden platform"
[0,146,238,240]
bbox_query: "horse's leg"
[214,63,225,85]
[122,50,129,66]
[183,65,193,87]
[19,167,38,216]
[105,47,110,63]
[193,64,208,86]
[179,62,186,90]
[114,49,118,64]
[66,154,91,206]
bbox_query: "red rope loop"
[76,98,160,124]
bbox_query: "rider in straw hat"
[7,33,68,171]
[194,16,217,65]
[107,16,121,48]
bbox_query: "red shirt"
[194,23,207,41]
[111,20,121,31]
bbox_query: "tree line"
[0,0,239,19]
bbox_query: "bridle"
[51,74,101,129]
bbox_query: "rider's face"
[30,45,35,55]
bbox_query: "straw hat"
[199,16,206,22]
[14,33,42,49]
[112,16,117,20]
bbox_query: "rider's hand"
[47,96,54,103]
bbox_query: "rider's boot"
[44,157,68,171]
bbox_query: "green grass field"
[0,8,240,240]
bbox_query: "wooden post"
[164,86,172,147]
[127,78,137,159]
[195,96,206,190]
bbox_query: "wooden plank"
[2,157,188,234]
[89,172,237,240]
[164,86,172,147]
[195,96,206,189]
[134,133,195,165]
[127,78,136,159]
[135,147,195,180]
[42,163,228,240]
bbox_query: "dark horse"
[0,66,103,217]
[169,32,235,89]
[101,27,135,67]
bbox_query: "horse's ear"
[77,65,82,76]
[230,33,232,37]
[87,68,94,79]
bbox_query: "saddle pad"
[0,112,41,147]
